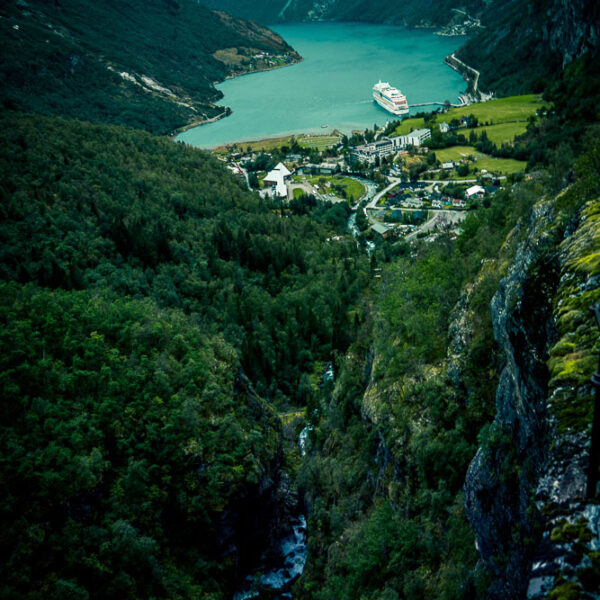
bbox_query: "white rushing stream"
[233,515,307,600]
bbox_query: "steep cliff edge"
[464,159,600,598]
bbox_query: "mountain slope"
[0,110,369,599]
[0,0,299,134]
[201,0,487,26]
[456,0,600,95]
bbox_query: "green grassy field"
[337,177,366,201]
[433,145,526,175]
[393,117,426,135]
[302,175,366,201]
[213,134,294,154]
[297,134,342,150]
[476,122,529,144]
[475,155,527,174]
[393,94,543,141]
[434,146,478,162]
[213,132,341,154]
[441,94,543,125]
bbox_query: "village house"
[401,197,424,209]
[318,162,339,175]
[371,222,392,238]
[466,184,485,199]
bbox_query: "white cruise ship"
[372,81,409,116]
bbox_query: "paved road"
[287,180,351,203]
[364,177,401,222]
[419,177,506,185]
[287,181,319,201]
[232,162,250,189]
[404,209,467,241]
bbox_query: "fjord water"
[178,23,466,148]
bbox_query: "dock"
[409,101,446,108]
[408,100,466,109]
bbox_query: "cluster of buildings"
[351,128,431,165]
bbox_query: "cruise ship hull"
[373,93,410,116]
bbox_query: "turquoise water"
[178,23,466,148]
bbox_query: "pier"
[409,101,447,107]
[408,100,467,109]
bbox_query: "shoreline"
[444,53,481,98]
[172,111,230,138]
[172,55,303,139]
[211,129,344,154]
[174,28,473,149]
[221,55,304,82]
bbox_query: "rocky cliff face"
[457,0,600,94]
[464,199,559,599]
[526,197,600,599]
[465,190,600,598]
[545,0,600,66]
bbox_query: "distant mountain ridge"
[201,0,487,27]
[0,0,299,134]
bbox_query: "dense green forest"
[1,0,600,598]
[0,111,368,401]
[0,0,298,134]
[0,110,370,599]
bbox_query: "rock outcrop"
[465,192,600,598]
[545,0,600,66]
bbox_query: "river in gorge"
[177,23,467,149]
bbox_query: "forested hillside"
[200,0,486,26]
[2,1,600,599]
[0,0,299,134]
[295,170,542,600]
[457,0,600,95]
[0,111,369,599]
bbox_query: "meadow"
[433,145,527,175]
[394,94,543,142]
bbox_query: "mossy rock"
[550,518,593,545]
[548,580,583,600]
